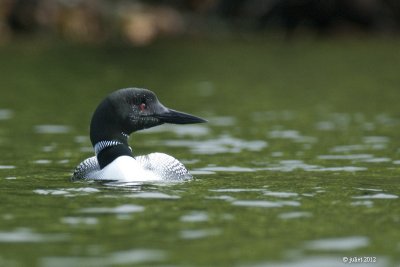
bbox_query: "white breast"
[87,156,160,181]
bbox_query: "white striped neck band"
[94,140,124,155]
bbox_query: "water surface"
[0,39,399,266]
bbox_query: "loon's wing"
[134,152,192,181]
[71,156,100,181]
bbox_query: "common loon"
[72,88,206,182]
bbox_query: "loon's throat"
[95,141,133,169]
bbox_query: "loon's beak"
[154,108,207,124]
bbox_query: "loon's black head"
[90,88,206,146]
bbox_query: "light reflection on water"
[0,109,13,120]
[232,200,301,208]
[142,124,210,137]
[34,125,71,134]
[268,129,318,143]
[0,165,15,169]
[0,228,68,243]
[304,236,369,251]
[80,204,145,214]
[34,187,100,196]
[180,211,209,222]
[278,211,312,220]
[352,193,399,199]
[180,228,221,239]
[41,249,166,267]
[163,134,267,154]
[124,191,180,199]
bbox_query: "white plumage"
[72,153,192,182]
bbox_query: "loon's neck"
[93,132,133,169]
[96,142,133,169]
[89,98,135,169]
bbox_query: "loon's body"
[72,88,206,182]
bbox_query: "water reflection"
[143,124,209,137]
[61,217,98,225]
[209,188,265,193]
[352,193,398,199]
[0,165,15,169]
[304,236,369,251]
[164,134,267,154]
[268,130,317,143]
[34,159,52,164]
[80,204,145,214]
[34,125,71,134]
[278,211,312,220]
[232,200,300,208]
[34,187,100,196]
[180,229,220,239]
[264,191,298,198]
[318,154,392,163]
[0,228,68,243]
[195,165,255,173]
[41,249,166,267]
[207,116,236,126]
[125,191,180,199]
[0,109,13,120]
[252,110,296,122]
[207,187,303,210]
[318,154,374,160]
[180,211,209,222]
[351,200,373,207]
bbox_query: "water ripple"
[180,211,209,222]
[309,166,367,172]
[0,109,13,120]
[126,191,180,199]
[318,154,373,160]
[264,191,299,198]
[41,249,166,267]
[195,166,255,173]
[268,130,317,143]
[304,236,369,251]
[232,200,300,208]
[210,188,265,193]
[279,211,312,220]
[163,135,267,154]
[80,204,144,214]
[34,125,71,134]
[0,165,15,169]
[208,116,236,126]
[180,229,220,239]
[0,228,68,243]
[263,160,319,172]
[352,193,398,199]
[34,187,100,197]
[61,217,98,225]
[330,144,365,153]
[363,136,390,144]
[351,200,373,207]
[142,124,209,137]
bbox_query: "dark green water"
[0,38,399,266]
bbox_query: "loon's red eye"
[139,103,146,111]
